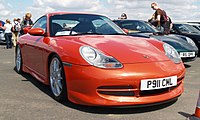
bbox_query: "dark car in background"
[171,23,200,55]
[113,20,198,62]
[187,23,200,31]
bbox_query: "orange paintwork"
[28,28,45,36]
[17,12,185,106]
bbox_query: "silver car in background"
[0,28,5,43]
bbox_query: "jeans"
[5,33,12,49]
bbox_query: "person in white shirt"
[0,19,13,49]
[12,18,21,47]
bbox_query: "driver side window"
[32,16,47,32]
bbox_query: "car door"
[26,16,47,79]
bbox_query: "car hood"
[63,35,170,64]
[179,33,200,42]
[152,34,198,51]
[128,32,151,38]
[129,33,198,52]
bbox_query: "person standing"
[119,13,127,19]
[20,13,33,35]
[12,18,21,47]
[150,2,170,34]
[0,19,13,49]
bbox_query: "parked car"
[0,28,5,43]
[171,23,200,55]
[0,20,5,43]
[113,20,198,62]
[16,12,185,106]
[187,23,200,31]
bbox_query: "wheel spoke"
[57,80,62,89]
[55,83,61,94]
[57,76,63,81]
[53,60,57,71]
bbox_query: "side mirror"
[122,28,129,34]
[23,26,32,34]
[28,28,45,36]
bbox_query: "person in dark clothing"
[120,13,127,19]
[20,13,33,35]
[149,2,170,34]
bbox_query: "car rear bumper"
[63,61,185,106]
[0,37,5,42]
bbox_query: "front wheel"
[49,55,67,102]
[15,46,23,74]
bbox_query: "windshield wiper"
[107,33,126,35]
[71,32,103,36]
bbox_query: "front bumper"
[63,60,185,106]
[178,50,198,62]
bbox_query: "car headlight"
[186,37,196,47]
[80,46,123,68]
[163,43,181,64]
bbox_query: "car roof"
[187,23,200,26]
[173,22,188,24]
[113,19,145,22]
[187,22,200,24]
[45,12,103,17]
[173,22,200,27]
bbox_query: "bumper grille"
[97,85,135,96]
[98,91,134,96]
[97,76,184,97]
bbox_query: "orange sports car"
[15,12,185,106]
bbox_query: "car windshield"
[191,25,200,31]
[195,26,200,31]
[175,24,200,34]
[49,14,125,36]
[115,20,158,33]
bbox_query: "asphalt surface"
[0,44,200,120]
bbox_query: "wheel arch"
[45,52,58,85]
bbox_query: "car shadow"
[178,111,191,119]
[61,99,177,114]
[184,64,191,68]
[14,67,178,114]
[13,67,53,97]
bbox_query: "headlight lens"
[80,46,123,68]
[163,43,181,64]
[186,37,196,47]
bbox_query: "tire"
[49,54,67,102]
[15,46,23,74]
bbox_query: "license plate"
[180,52,195,58]
[140,76,177,91]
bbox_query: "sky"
[0,0,200,22]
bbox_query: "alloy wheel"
[50,57,63,97]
